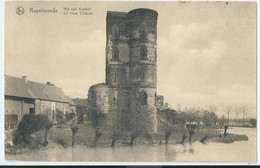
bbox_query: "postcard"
[3,1,257,162]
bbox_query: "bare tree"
[177,104,182,113]
[234,107,240,126]
[223,106,232,125]
[209,105,217,113]
[240,106,248,127]
[219,114,226,128]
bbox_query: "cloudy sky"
[5,1,256,118]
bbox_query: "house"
[5,75,76,128]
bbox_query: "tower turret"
[104,8,158,134]
[128,8,158,134]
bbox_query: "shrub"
[77,113,84,124]
[249,118,257,127]
[13,114,50,145]
[17,114,49,135]
[66,112,75,121]
[56,110,65,124]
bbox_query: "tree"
[218,115,226,128]
[223,106,232,125]
[157,109,177,144]
[71,126,79,147]
[202,110,218,126]
[240,106,248,127]
[43,122,54,147]
[94,127,102,147]
[185,107,199,143]
[202,110,211,126]
[176,112,187,127]
[234,107,240,126]
[249,118,257,127]
[55,109,65,125]
[209,105,217,113]
[186,107,197,125]
[211,112,218,125]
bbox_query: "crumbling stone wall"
[156,95,164,111]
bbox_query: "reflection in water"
[189,143,194,154]
[5,127,256,162]
[164,145,176,161]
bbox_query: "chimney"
[46,82,52,86]
[22,76,27,83]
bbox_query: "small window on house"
[111,46,120,61]
[139,91,147,105]
[29,108,35,115]
[140,46,147,60]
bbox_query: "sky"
[4,1,256,118]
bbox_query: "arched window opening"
[111,71,117,83]
[139,91,147,105]
[140,23,148,41]
[140,46,147,60]
[111,47,120,61]
[112,25,120,42]
[142,71,145,81]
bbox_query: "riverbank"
[5,124,250,155]
[5,127,256,162]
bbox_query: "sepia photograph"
[3,1,257,163]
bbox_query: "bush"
[66,112,75,121]
[249,118,257,127]
[13,114,50,145]
[56,110,65,124]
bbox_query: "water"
[5,127,256,162]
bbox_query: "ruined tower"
[105,8,158,133]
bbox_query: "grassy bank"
[5,124,249,154]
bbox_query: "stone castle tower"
[88,8,158,134]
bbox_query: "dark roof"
[5,75,72,103]
[72,98,88,107]
[5,75,34,99]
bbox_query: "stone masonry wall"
[88,8,158,136]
